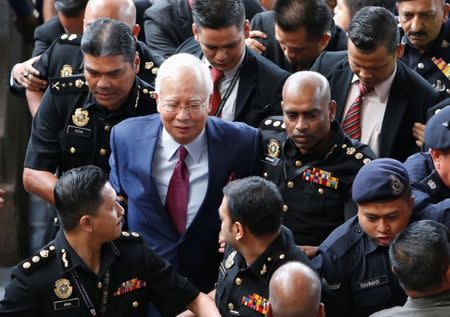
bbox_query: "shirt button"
[279,254,285,260]
[318,188,325,195]
[97,282,102,289]
[132,301,139,308]
[283,204,288,212]
[235,278,242,286]
[263,172,268,178]
[228,303,234,310]
[418,62,425,69]
[99,148,107,156]
[295,160,302,167]
[53,217,59,225]
[104,125,111,132]
[287,181,294,188]
[69,147,76,154]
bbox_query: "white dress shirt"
[152,127,209,229]
[343,65,397,156]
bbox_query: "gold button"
[69,147,76,154]
[99,148,107,156]
[283,204,288,212]
[32,256,40,263]
[287,181,294,188]
[97,282,102,289]
[145,61,154,69]
[263,172,268,178]
[151,67,159,75]
[23,262,31,269]
[49,246,56,251]
[267,257,272,262]
[295,160,302,167]
[279,254,285,259]
[228,303,234,310]
[132,301,139,308]
[104,125,111,132]
[235,277,242,286]
[54,217,59,225]
[318,188,324,195]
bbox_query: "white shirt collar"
[161,127,207,163]
[203,49,245,80]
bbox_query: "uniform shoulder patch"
[19,245,56,275]
[58,33,81,45]
[49,74,88,95]
[259,116,286,132]
[118,231,142,241]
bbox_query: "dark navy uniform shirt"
[24,75,157,175]
[0,230,199,317]
[404,152,450,228]
[401,22,450,98]
[260,117,376,246]
[215,226,313,317]
[312,217,407,317]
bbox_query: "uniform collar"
[54,230,120,277]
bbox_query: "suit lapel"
[379,62,408,157]
[332,61,354,121]
[235,49,257,119]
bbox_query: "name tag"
[66,125,91,138]
[54,298,80,310]
[359,275,388,290]
[261,156,280,166]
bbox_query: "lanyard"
[70,269,111,317]
[213,66,242,117]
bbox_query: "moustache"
[407,30,427,38]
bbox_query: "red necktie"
[342,82,372,141]
[165,146,189,235]
[188,0,193,10]
[210,67,224,116]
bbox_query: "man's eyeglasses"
[160,99,209,114]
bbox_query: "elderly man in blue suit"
[109,53,260,293]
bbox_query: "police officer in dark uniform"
[404,105,450,228]
[398,0,450,97]
[214,177,313,317]
[27,0,163,116]
[23,18,157,206]
[260,71,375,256]
[0,165,221,316]
[313,158,412,317]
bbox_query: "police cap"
[425,105,450,151]
[352,158,409,203]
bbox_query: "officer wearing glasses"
[108,53,261,299]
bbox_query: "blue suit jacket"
[109,114,260,291]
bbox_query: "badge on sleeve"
[54,279,73,299]
[72,108,90,127]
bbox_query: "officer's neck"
[64,230,102,275]
[238,230,279,267]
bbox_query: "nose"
[215,48,228,63]
[97,75,111,88]
[377,219,390,234]
[116,201,125,217]
[295,116,308,131]
[284,47,296,61]
[358,68,373,81]
[175,106,191,120]
[411,16,422,32]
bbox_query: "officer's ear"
[395,43,405,59]
[328,100,337,122]
[443,3,450,23]
[79,215,94,232]
[233,221,245,240]
[133,52,140,75]
[193,23,200,42]
[430,148,442,170]
[155,93,162,113]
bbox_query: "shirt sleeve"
[0,267,37,316]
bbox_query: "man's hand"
[12,56,47,91]
[0,188,5,208]
[245,30,268,54]
[299,245,318,258]
[413,122,426,148]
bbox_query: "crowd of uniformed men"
[2,0,450,316]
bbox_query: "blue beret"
[352,158,410,203]
[425,105,450,150]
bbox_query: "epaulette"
[19,245,56,275]
[49,74,88,95]
[118,231,142,241]
[259,116,286,131]
[140,86,156,99]
[142,61,159,76]
[340,142,372,165]
[57,33,81,45]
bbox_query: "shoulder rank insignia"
[54,279,73,299]
[267,139,280,158]
[241,293,270,316]
[60,64,73,77]
[72,108,89,127]
[113,278,147,296]
[225,250,237,269]
[260,117,286,131]
[303,168,339,190]
[21,245,56,274]
[49,74,88,95]
[432,57,450,79]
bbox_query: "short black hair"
[347,6,399,54]
[273,0,332,41]
[81,18,137,65]
[193,0,246,30]
[54,0,88,18]
[343,0,395,17]
[389,220,450,292]
[223,176,283,237]
[54,165,108,231]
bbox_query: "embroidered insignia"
[267,139,281,158]
[113,278,147,296]
[72,108,89,127]
[390,175,404,195]
[241,293,270,315]
[225,250,237,269]
[427,179,437,190]
[61,249,69,268]
[432,57,450,79]
[303,168,339,190]
[260,264,267,275]
[54,279,73,299]
[60,64,73,77]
